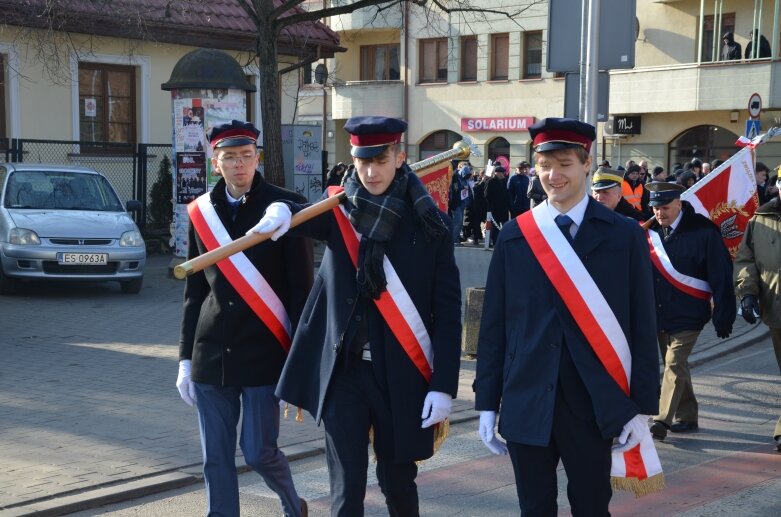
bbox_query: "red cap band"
[210,128,258,148]
[532,129,592,150]
[349,132,402,148]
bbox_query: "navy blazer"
[276,192,462,462]
[179,174,314,387]
[474,199,659,445]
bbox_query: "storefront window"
[668,125,738,173]
[419,130,461,159]
[488,137,510,163]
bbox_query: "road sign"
[748,93,762,118]
[745,119,761,139]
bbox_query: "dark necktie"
[555,214,574,244]
[228,200,241,221]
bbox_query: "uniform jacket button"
[546,384,554,392]
[355,315,362,322]
[226,348,232,353]
[346,298,354,305]
[228,301,234,307]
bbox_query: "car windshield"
[3,170,124,211]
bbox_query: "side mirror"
[126,200,142,212]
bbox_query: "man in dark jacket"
[591,166,645,221]
[177,121,313,517]
[644,182,736,440]
[484,164,510,246]
[251,116,461,516]
[721,31,742,60]
[507,161,531,217]
[476,118,659,514]
[745,29,772,59]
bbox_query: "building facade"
[298,0,781,174]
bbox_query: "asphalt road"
[65,338,781,517]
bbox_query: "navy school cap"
[207,120,260,149]
[645,181,684,206]
[529,117,596,153]
[344,116,407,159]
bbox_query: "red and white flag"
[681,146,757,258]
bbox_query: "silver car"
[0,164,146,294]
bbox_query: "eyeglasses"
[217,153,257,166]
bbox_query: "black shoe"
[670,421,699,433]
[775,437,781,452]
[300,498,308,517]
[650,421,668,440]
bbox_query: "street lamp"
[315,63,328,191]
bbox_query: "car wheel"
[0,266,17,295]
[120,277,143,294]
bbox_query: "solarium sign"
[461,117,535,132]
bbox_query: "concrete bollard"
[462,286,485,356]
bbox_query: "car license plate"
[57,253,108,265]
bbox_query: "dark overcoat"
[179,173,314,387]
[276,191,462,462]
[474,199,659,445]
[649,201,736,334]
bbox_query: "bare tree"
[1,0,543,187]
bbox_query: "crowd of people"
[447,153,780,245]
[176,116,781,516]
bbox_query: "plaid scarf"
[343,163,448,299]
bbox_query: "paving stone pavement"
[0,243,767,515]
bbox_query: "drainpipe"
[403,1,409,156]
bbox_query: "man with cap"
[176,120,313,516]
[250,116,461,516]
[475,117,660,514]
[591,166,645,222]
[484,164,510,246]
[734,173,781,451]
[508,161,531,218]
[644,181,735,441]
[622,163,650,217]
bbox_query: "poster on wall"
[289,125,322,202]
[176,152,207,204]
[170,88,248,257]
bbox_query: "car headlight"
[120,230,145,247]
[9,228,41,245]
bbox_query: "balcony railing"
[609,60,779,113]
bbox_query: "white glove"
[246,202,291,241]
[175,359,197,407]
[612,414,649,454]
[479,411,508,455]
[421,391,452,428]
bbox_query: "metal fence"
[1,139,173,234]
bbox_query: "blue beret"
[207,120,260,149]
[344,116,407,158]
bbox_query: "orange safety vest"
[621,181,643,210]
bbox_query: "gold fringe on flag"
[611,473,665,498]
[367,418,451,465]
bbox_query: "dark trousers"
[321,356,419,517]
[464,218,482,243]
[506,389,612,516]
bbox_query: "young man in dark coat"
[177,121,313,516]
[644,182,736,440]
[507,161,531,217]
[250,116,462,516]
[475,118,659,514]
[484,164,510,246]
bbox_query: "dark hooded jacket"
[721,32,742,61]
[745,31,771,59]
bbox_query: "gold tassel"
[433,418,450,454]
[611,473,666,497]
[282,403,305,423]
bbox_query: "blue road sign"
[745,119,761,139]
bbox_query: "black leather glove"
[740,295,760,324]
[715,325,732,339]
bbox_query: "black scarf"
[342,163,449,299]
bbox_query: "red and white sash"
[517,204,663,493]
[647,229,712,300]
[327,187,434,382]
[188,193,292,352]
